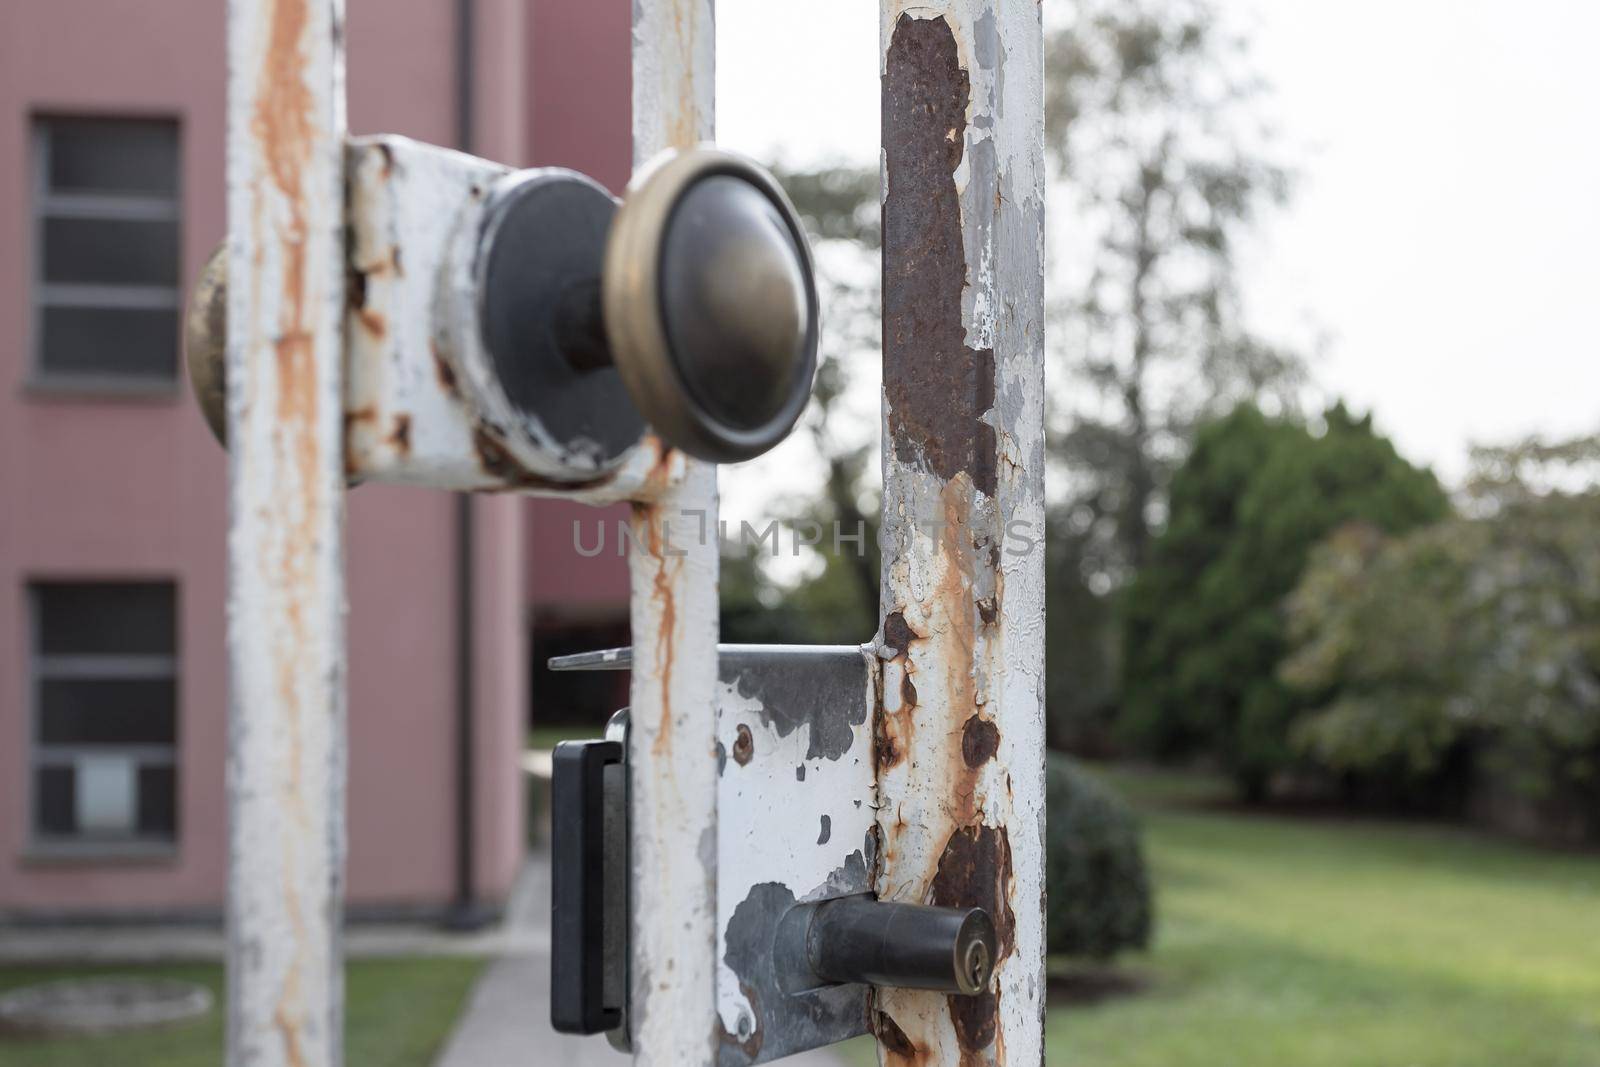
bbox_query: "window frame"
[25,581,181,861]
[27,115,185,397]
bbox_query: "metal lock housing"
[547,646,1000,1064]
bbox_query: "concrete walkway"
[433,852,851,1067]
[0,849,851,1065]
[0,907,541,964]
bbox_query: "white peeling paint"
[225,1,348,1065]
[627,4,721,1065]
[713,647,878,1058]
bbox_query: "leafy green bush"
[1046,754,1153,960]
[1282,436,1600,838]
[1120,403,1449,797]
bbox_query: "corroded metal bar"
[874,2,1046,1065]
[224,1,349,1066]
[626,1,721,1064]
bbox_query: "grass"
[0,957,485,1066]
[846,766,1600,1066]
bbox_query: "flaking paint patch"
[882,610,920,657]
[960,715,999,768]
[717,856,873,1066]
[883,13,997,498]
[723,649,870,761]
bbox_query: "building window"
[31,117,182,388]
[30,582,178,851]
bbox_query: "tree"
[720,164,882,646]
[1046,0,1302,580]
[1282,434,1600,836]
[1043,0,1305,749]
[1120,403,1449,797]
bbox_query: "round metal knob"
[603,148,819,464]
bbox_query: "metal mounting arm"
[185,142,817,488]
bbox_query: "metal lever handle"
[801,897,998,996]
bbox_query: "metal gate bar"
[625,2,723,1065]
[225,1,350,1065]
[874,2,1047,1063]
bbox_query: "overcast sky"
[715,0,1600,507]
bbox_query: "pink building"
[0,0,631,922]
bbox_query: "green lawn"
[848,766,1600,1066]
[0,957,484,1067]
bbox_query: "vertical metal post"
[627,2,721,1064]
[225,0,349,1064]
[874,2,1046,1065]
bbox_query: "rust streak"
[900,671,919,711]
[633,499,679,757]
[930,824,1016,1057]
[389,413,411,455]
[875,1010,926,1066]
[250,0,329,1058]
[665,0,699,150]
[355,307,386,338]
[431,340,459,395]
[471,425,613,493]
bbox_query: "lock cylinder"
[800,897,998,996]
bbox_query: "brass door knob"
[604,148,819,463]
[474,146,819,466]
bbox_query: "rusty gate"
[200,0,1043,1064]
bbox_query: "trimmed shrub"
[1045,754,1153,959]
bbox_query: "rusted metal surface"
[224,0,349,1065]
[626,2,720,1063]
[874,2,1046,1065]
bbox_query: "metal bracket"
[345,136,665,494]
[550,711,632,1049]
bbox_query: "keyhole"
[965,940,991,989]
